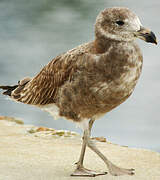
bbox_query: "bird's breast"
[92,58,143,107]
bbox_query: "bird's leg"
[71,119,107,177]
[84,129,135,176]
[74,131,87,167]
[74,119,94,167]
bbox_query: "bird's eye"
[116,20,124,26]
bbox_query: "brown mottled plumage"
[0,7,157,177]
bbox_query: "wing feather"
[12,52,82,105]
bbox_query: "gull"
[0,7,157,177]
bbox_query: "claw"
[109,165,135,176]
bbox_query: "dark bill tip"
[145,31,157,45]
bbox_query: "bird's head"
[95,7,157,44]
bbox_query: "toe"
[109,165,135,176]
[71,167,107,177]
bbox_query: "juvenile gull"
[0,7,157,177]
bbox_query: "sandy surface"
[0,116,160,180]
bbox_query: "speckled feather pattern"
[10,7,143,123]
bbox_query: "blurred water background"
[0,0,159,152]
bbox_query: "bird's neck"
[94,37,114,54]
[94,35,126,54]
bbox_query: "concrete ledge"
[0,116,160,180]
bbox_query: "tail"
[0,77,31,98]
[0,85,18,96]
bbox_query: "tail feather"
[0,85,18,96]
[0,77,31,97]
